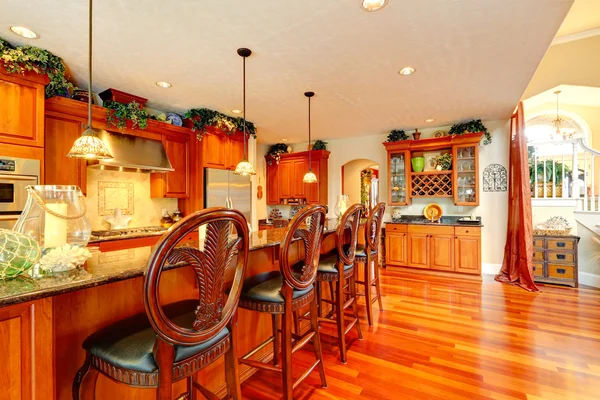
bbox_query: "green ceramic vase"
[411,156,425,173]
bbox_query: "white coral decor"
[38,244,91,273]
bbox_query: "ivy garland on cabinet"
[185,108,257,141]
[449,119,492,145]
[105,100,150,130]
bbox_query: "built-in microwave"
[0,157,40,230]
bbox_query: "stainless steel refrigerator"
[204,168,252,223]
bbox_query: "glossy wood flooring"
[241,269,600,400]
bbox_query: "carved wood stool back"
[73,207,249,400]
[355,202,386,326]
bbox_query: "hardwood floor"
[241,269,600,400]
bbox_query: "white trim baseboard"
[579,272,600,288]
[482,263,501,275]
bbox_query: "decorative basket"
[535,182,562,198]
[533,228,571,236]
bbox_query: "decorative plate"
[166,113,183,126]
[423,203,443,221]
[433,130,447,138]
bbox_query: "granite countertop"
[386,215,483,227]
[0,218,346,307]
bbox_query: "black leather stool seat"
[317,253,353,274]
[82,300,229,373]
[354,244,377,259]
[240,270,312,304]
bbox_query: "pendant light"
[233,48,256,176]
[303,91,318,183]
[67,0,112,160]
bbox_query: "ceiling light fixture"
[424,118,435,123]
[303,92,318,184]
[398,67,415,76]
[10,26,39,39]
[155,81,172,88]
[231,109,242,114]
[360,0,388,12]
[67,0,113,160]
[233,48,256,176]
[552,90,574,140]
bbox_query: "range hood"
[88,130,174,173]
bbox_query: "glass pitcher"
[13,185,91,250]
[334,194,350,218]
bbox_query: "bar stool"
[73,208,249,400]
[354,202,386,326]
[316,204,363,364]
[238,205,327,400]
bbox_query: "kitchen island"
[0,219,347,400]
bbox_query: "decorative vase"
[413,129,421,140]
[334,195,350,218]
[411,156,425,172]
[0,229,41,279]
[13,185,91,251]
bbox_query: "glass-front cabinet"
[453,144,479,206]
[388,150,410,206]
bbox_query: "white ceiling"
[556,0,600,38]
[2,0,572,144]
[524,84,600,109]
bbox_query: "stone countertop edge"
[385,216,483,227]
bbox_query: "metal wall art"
[483,164,507,192]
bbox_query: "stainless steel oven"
[0,157,40,230]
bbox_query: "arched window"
[526,110,591,157]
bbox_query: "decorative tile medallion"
[98,181,134,215]
[483,164,507,192]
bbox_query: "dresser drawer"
[547,239,575,250]
[455,226,480,236]
[547,251,574,263]
[533,238,544,249]
[548,264,575,279]
[386,224,407,233]
[533,250,545,261]
[532,262,544,278]
[408,225,454,235]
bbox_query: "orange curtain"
[495,102,539,292]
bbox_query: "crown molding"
[552,28,600,46]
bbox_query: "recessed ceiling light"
[10,26,39,39]
[281,138,288,142]
[231,109,242,114]
[360,0,388,12]
[155,81,172,88]
[424,118,435,123]
[398,67,415,76]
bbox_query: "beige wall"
[342,159,379,205]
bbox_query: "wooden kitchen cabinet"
[201,129,246,171]
[266,162,280,205]
[279,161,293,198]
[385,224,407,265]
[0,298,54,400]
[0,69,48,148]
[228,135,245,170]
[293,159,307,197]
[151,133,190,198]
[430,233,454,271]
[407,229,429,269]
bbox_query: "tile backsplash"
[85,169,177,230]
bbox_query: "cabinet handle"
[557,268,566,274]
[556,254,566,260]
[532,266,536,271]
[556,242,566,248]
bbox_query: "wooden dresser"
[532,234,580,288]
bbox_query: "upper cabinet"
[383,133,483,206]
[151,133,190,198]
[201,128,247,171]
[0,69,48,148]
[265,150,329,205]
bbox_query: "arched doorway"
[341,158,380,210]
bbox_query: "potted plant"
[105,100,150,130]
[434,153,453,170]
[449,119,492,145]
[267,143,289,165]
[411,152,425,172]
[312,140,327,150]
[529,159,572,197]
[386,129,408,142]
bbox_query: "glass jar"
[13,185,91,250]
[334,195,350,218]
[160,208,174,228]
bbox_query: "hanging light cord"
[86,0,93,134]
[243,53,247,160]
[308,95,312,170]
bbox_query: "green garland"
[185,108,257,140]
[0,37,74,98]
[386,129,409,142]
[267,143,289,165]
[312,140,327,150]
[449,119,492,145]
[105,100,150,130]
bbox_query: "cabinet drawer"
[532,262,544,277]
[548,264,575,279]
[454,226,480,236]
[547,251,574,263]
[408,225,454,235]
[532,250,545,261]
[386,224,407,233]
[547,239,575,250]
[533,238,544,249]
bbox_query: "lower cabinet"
[386,224,481,275]
[0,298,54,399]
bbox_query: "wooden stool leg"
[293,311,301,335]
[272,314,280,366]
[364,255,374,326]
[225,314,242,400]
[310,297,327,388]
[316,280,323,318]
[374,253,384,311]
[187,372,199,400]
[335,271,347,363]
[73,353,99,400]
[154,340,175,400]
[350,268,363,341]
[328,281,336,315]
[281,295,294,400]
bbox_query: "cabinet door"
[407,233,429,269]
[228,135,245,170]
[203,132,227,169]
[45,114,88,195]
[388,150,410,206]
[279,161,293,198]
[266,162,280,205]
[430,234,454,271]
[454,235,481,274]
[293,159,307,197]
[453,145,479,206]
[0,71,45,147]
[386,232,407,266]
[0,298,54,400]
[163,135,189,197]
[305,159,320,204]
